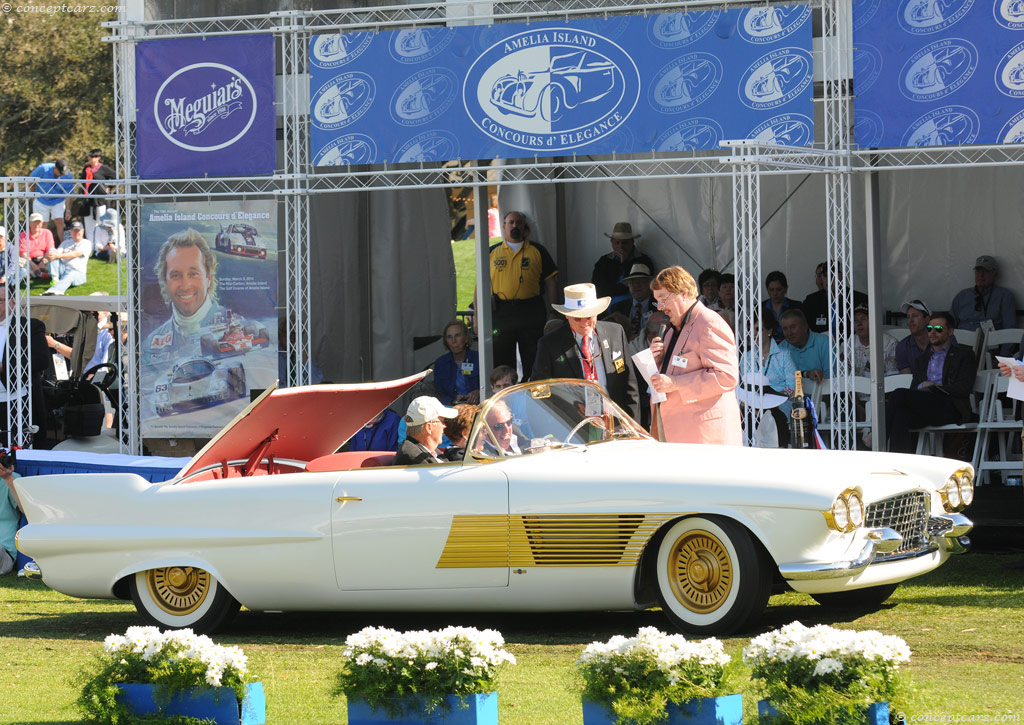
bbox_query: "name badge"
[460,362,474,375]
[614,358,625,373]
[672,355,688,369]
[816,315,826,326]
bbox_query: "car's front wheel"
[655,516,771,636]
[129,567,240,633]
[810,583,898,610]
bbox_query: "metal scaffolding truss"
[74,0,1024,455]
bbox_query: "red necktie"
[581,335,597,382]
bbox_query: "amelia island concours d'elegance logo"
[738,5,812,43]
[900,38,978,102]
[897,0,974,34]
[995,0,1024,29]
[996,39,1024,98]
[739,47,812,110]
[310,32,374,69]
[646,10,721,49]
[463,28,640,152]
[311,72,376,131]
[902,104,980,146]
[154,62,259,152]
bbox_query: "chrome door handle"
[336,496,363,502]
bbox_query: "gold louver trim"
[437,513,688,568]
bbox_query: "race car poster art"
[140,200,278,438]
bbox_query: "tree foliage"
[0,2,116,177]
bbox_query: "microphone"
[657,322,667,341]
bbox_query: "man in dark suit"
[885,311,977,454]
[608,263,658,343]
[532,283,639,420]
[1,284,50,444]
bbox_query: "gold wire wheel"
[145,567,211,615]
[666,530,733,614]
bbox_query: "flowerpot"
[757,699,888,725]
[582,694,742,725]
[116,681,266,725]
[347,692,498,724]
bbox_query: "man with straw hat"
[531,283,638,419]
[591,221,655,306]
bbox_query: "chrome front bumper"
[779,513,973,582]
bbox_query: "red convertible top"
[177,371,429,479]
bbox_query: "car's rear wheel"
[655,516,771,636]
[810,583,898,610]
[130,567,240,633]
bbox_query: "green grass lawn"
[26,258,127,297]
[1,552,1022,723]
[451,236,500,313]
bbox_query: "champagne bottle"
[790,370,813,449]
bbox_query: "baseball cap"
[404,396,458,426]
[69,220,84,230]
[854,303,869,315]
[974,255,998,272]
[29,212,44,223]
[900,299,931,316]
[0,226,5,238]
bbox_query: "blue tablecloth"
[13,450,192,571]
[17,450,191,483]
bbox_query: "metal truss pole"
[2,186,33,449]
[822,0,855,451]
[112,16,142,454]
[277,11,312,387]
[728,143,762,446]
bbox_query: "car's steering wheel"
[83,362,118,392]
[563,416,606,446]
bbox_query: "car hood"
[176,371,428,478]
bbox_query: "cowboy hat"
[604,222,641,240]
[621,262,653,281]
[551,283,611,318]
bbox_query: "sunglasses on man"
[926,325,944,332]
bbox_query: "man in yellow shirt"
[487,211,558,379]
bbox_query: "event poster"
[135,34,276,178]
[140,200,278,438]
[853,0,1024,147]
[309,6,814,165]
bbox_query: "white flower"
[813,657,843,676]
[425,662,438,670]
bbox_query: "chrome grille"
[865,491,930,556]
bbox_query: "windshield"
[466,379,648,459]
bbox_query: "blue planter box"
[758,699,888,725]
[116,681,266,724]
[347,692,498,724]
[582,694,742,725]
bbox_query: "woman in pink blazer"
[649,266,742,445]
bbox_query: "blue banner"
[136,35,276,178]
[309,7,814,165]
[853,0,1024,147]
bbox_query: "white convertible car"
[15,374,973,635]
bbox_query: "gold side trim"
[437,513,690,569]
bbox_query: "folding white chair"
[952,328,982,361]
[884,374,913,393]
[972,371,1022,484]
[976,327,1024,371]
[882,325,911,341]
[813,376,872,444]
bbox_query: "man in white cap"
[394,396,458,466]
[591,222,655,305]
[41,220,92,295]
[92,209,126,263]
[949,255,1016,332]
[895,299,931,374]
[609,262,657,342]
[531,283,639,419]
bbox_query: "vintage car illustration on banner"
[199,312,271,359]
[489,51,619,123]
[16,375,973,635]
[214,223,269,259]
[154,358,247,417]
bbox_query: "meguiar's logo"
[463,28,640,152]
[900,39,978,101]
[902,105,980,146]
[154,63,257,152]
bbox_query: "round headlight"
[945,477,962,509]
[847,492,865,528]
[832,497,851,531]
[958,469,974,508]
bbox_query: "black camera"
[0,447,15,469]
